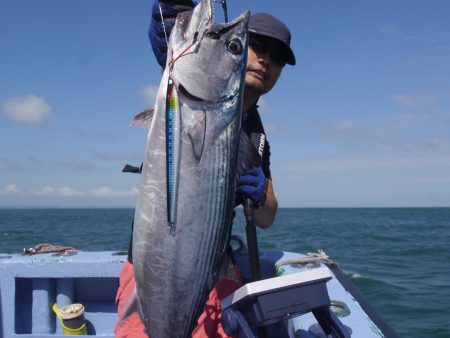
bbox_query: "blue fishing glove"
[237,167,267,208]
[149,0,197,68]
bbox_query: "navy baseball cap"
[248,13,296,66]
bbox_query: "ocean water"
[1,207,449,338]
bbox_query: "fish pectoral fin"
[119,288,139,322]
[130,108,155,128]
[186,111,206,162]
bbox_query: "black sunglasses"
[248,34,287,66]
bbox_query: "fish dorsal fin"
[236,132,262,177]
[129,108,155,128]
[184,110,206,162]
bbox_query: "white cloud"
[5,184,20,194]
[91,186,138,198]
[0,95,52,124]
[91,186,113,197]
[23,185,139,199]
[327,120,355,132]
[0,183,139,207]
[321,120,389,144]
[386,113,416,127]
[318,112,450,157]
[392,92,438,109]
[413,137,450,151]
[31,185,84,197]
[40,186,55,195]
[0,184,21,196]
[6,184,19,193]
[272,154,450,207]
[58,186,84,197]
[138,84,159,105]
[275,154,450,173]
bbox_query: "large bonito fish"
[132,0,249,336]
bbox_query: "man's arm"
[149,0,196,67]
[237,167,277,228]
[253,179,277,228]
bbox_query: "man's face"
[245,34,285,97]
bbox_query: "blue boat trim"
[329,266,399,338]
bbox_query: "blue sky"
[1,0,449,207]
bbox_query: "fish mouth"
[178,83,206,102]
[178,82,238,105]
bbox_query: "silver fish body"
[132,0,249,336]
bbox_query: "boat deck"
[0,249,396,337]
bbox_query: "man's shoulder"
[243,105,265,135]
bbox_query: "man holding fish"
[115,0,296,337]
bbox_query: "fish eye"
[226,39,243,55]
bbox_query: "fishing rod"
[214,0,228,23]
[242,132,269,337]
[243,198,269,338]
[243,198,261,281]
[242,133,267,283]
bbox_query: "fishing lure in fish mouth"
[161,0,229,234]
[165,75,181,236]
[163,22,199,235]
